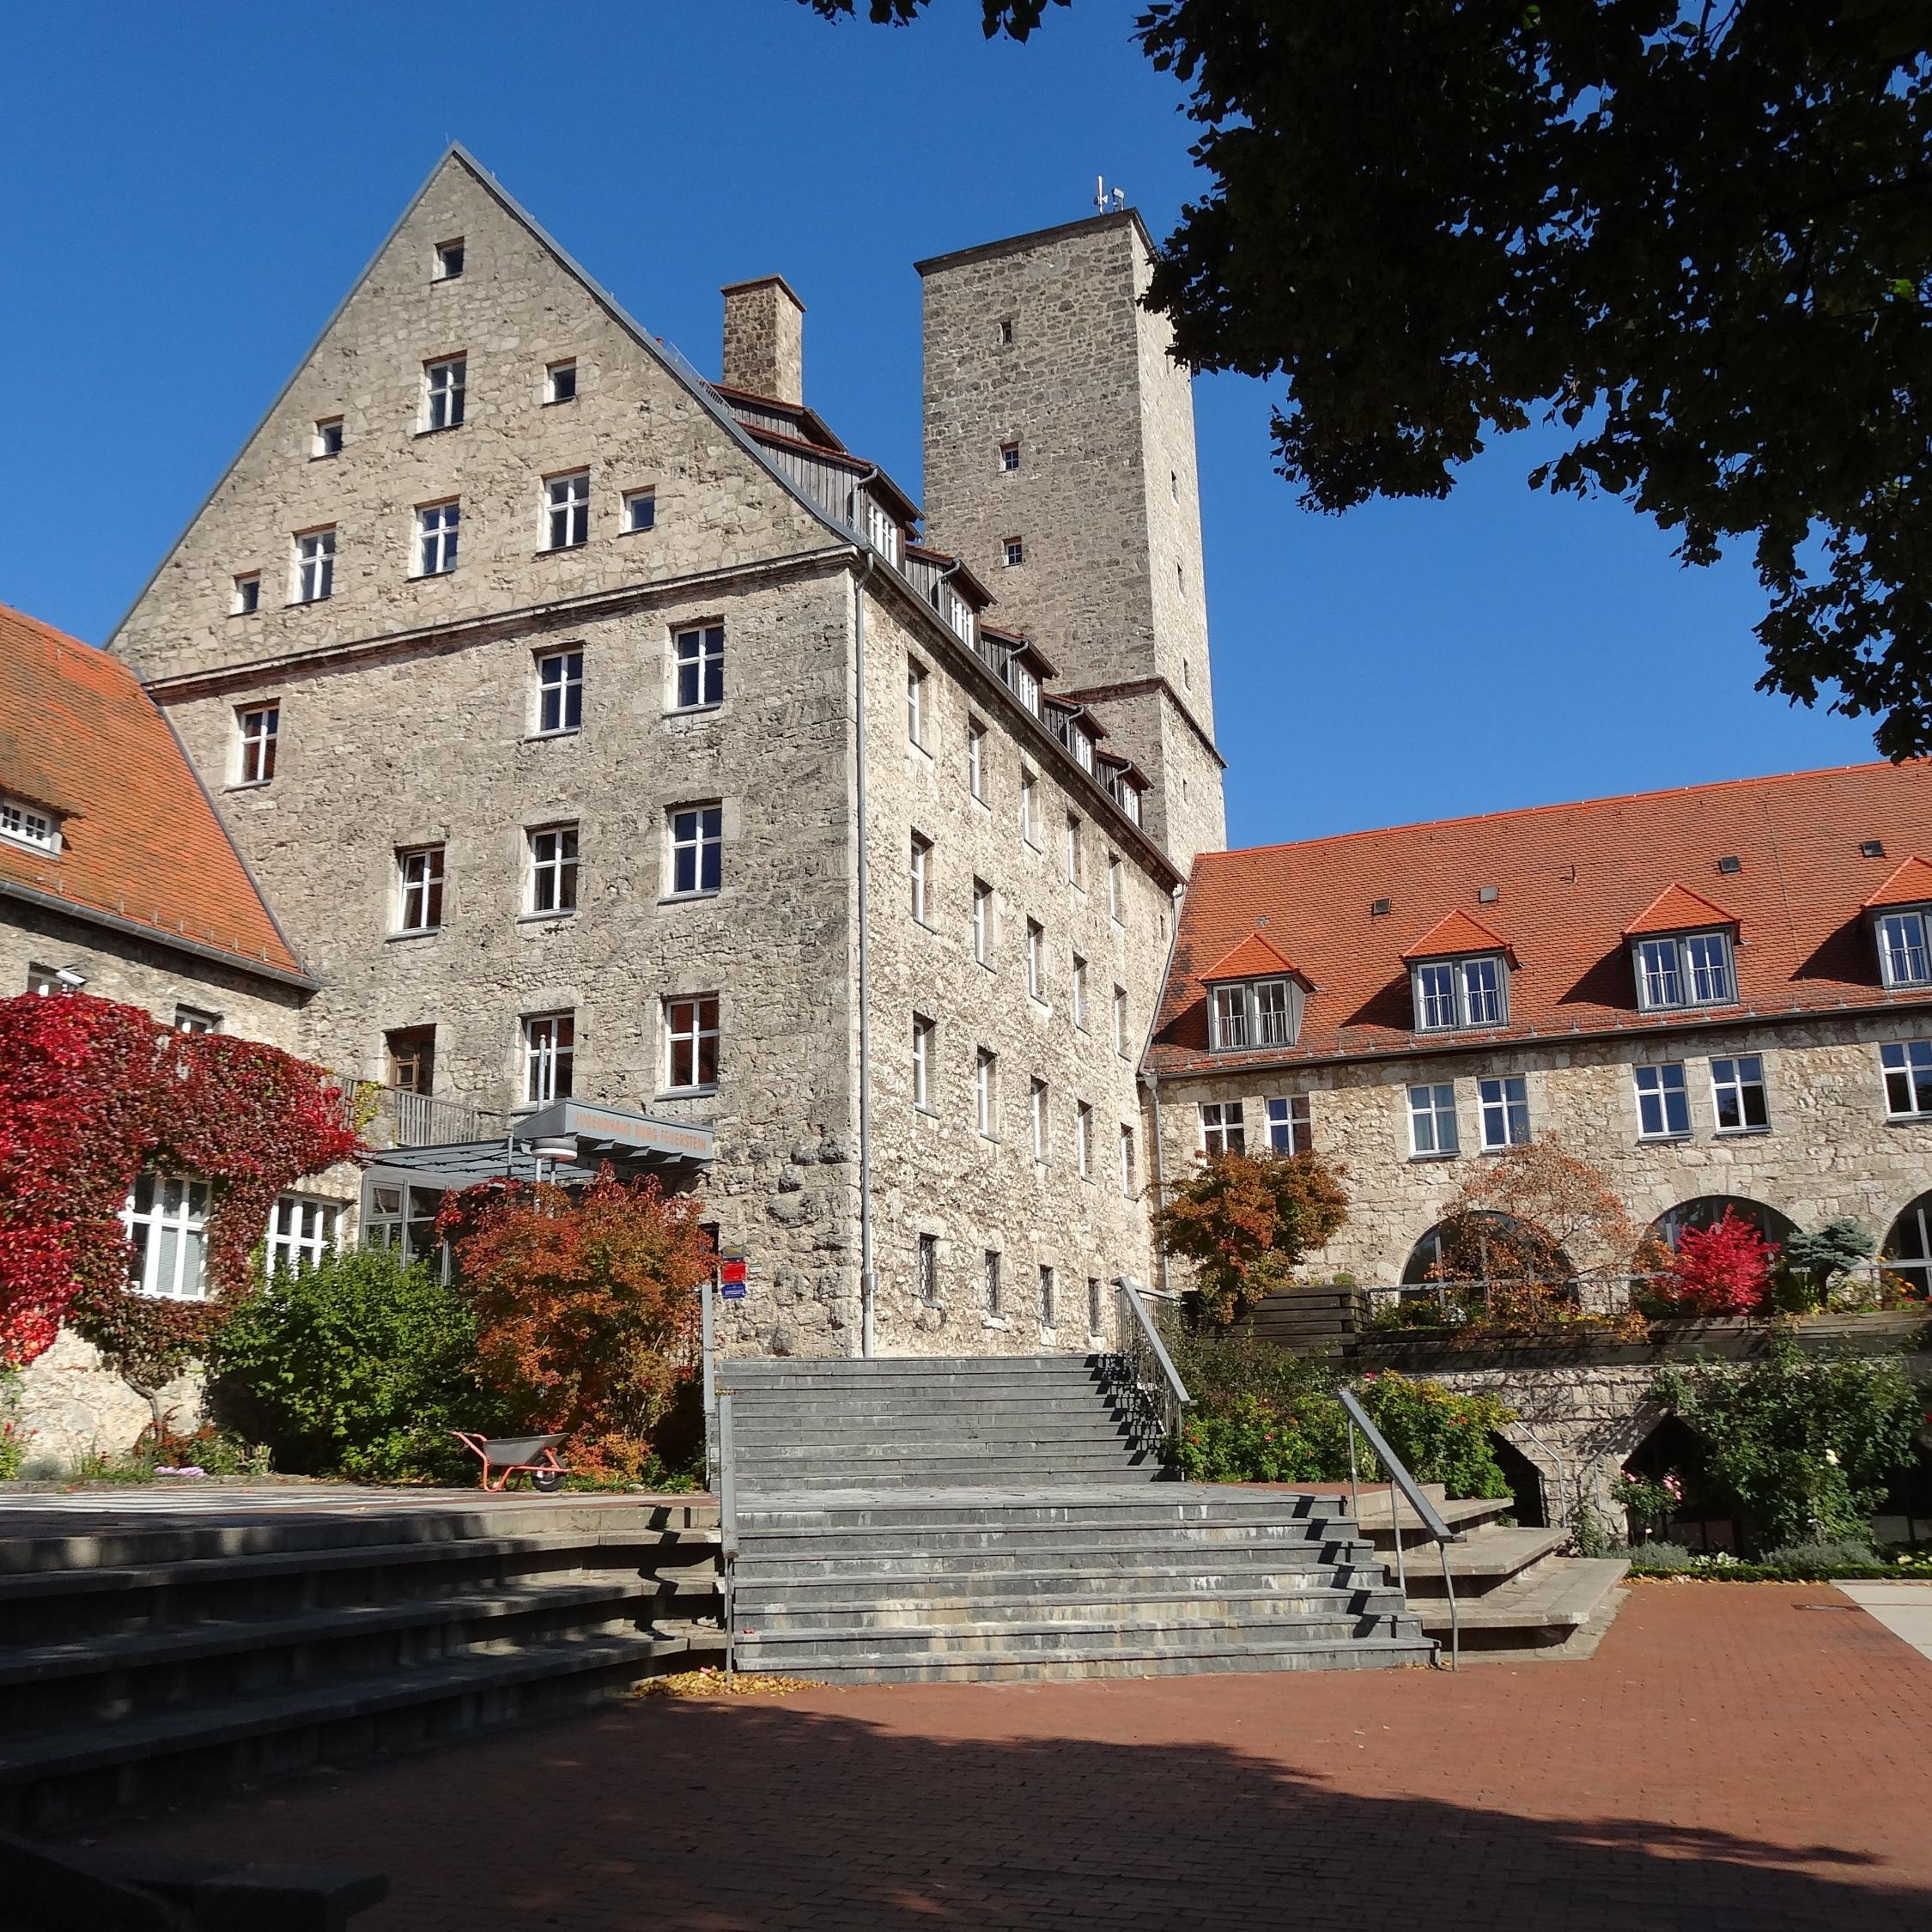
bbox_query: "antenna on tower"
[1094,175,1127,214]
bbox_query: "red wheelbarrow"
[451,1431,568,1493]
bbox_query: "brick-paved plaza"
[83,1582,1932,1930]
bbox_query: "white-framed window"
[1009,658,1040,714]
[1069,726,1095,775]
[1000,440,1021,472]
[1071,954,1088,1030]
[1634,931,1736,1011]
[1413,954,1507,1031]
[313,417,343,458]
[1200,1100,1244,1157]
[1065,814,1083,886]
[521,1011,574,1104]
[545,359,578,404]
[907,659,927,747]
[1409,1083,1458,1157]
[1878,910,1932,988]
[1710,1054,1769,1133]
[1107,854,1123,923]
[424,355,466,431]
[1634,1063,1690,1139]
[972,878,993,966]
[1075,1101,1092,1178]
[1112,985,1128,1057]
[865,496,902,564]
[1030,1078,1048,1162]
[917,1230,939,1304]
[912,1014,934,1109]
[975,1048,997,1138]
[1025,919,1044,999]
[0,796,58,852]
[231,573,261,615]
[1266,1096,1311,1154]
[623,488,657,532]
[294,529,335,603]
[668,804,723,896]
[943,586,974,644]
[673,624,725,709]
[544,471,590,550]
[1004,536,1024,568]
[1119,1122,1137,1198]
[123,1175,210,1300]
[174,1005,221,1034]
[1019,770,1038,847]
[416,500,460,576]
[434,237,465,281]
[236,705,279,785]
[398,844,445,933]
[527,824,580,915]
[1478,1076,1530,1150]
[665,994,720,1091]
[967,721,986,801]
[1209,979,1299,1051]
[1882,1041,1932,1119]
[909,833,933,923]
[984,1248,1003,1315]
[267,1196,337,1275]
[535,647,584,734]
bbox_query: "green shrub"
[1758,1537,1878,1570]
[214,1248,495,1482]
[0,1368,27,1481]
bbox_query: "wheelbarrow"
[451,1431,568,1493]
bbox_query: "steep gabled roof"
[1400,908,1514,962]
[1622,882,1739,938]
[0,603,309,985]
[1201,932,1307,985]
[1864,855,1932,909]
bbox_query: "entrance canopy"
[364,1101,715,1193]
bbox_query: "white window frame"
[967,721,986,801]
[672,624,725,710]
[424,355,466,432]
[1071,954,1088,1030]
[975,1048,997,1139]
[545,359,578,404]
[173,1005,221,1035]
[521,1011,574,1105]
[1633,930,1736,1012]
[236,705,279,786]
[527,824,580,916]
[623,487,657,533]
[665,994,721,1092]
[1065,815,1084,887]
[1119,1123,1137,1198]
[907,659,927,748]
[1075,1101,1092,1178]
[534,648,584,735]
[1209,979,1299,1051]
[1408,1083,1459,1157]
[416,500,459,577]
[122,1175,211,1301]
[1413,954,1508,1032]
[668,803,723,897]
[1882,1041,1932,1119]
[398,844,445,933]
[1200,1100,1245,1157]
[1030,1078,1048,1162]
[944,586,973,643]
[865,495,902,565]
[231,573,261,616]
[912,1014,934,1109]
[294,528,335,604]
[909,833,933,924]
[267,1195,338,1275]
[1025,919,1044,999]
[1710,1054,1770,1133]
[1878,909,1932,989]
[1113,986,1129,1058]
[544,471,590,550]
[1004,536,1024,568]
[1019,771,1038,847]
[313,417,343,458]
[1107,855,1123,924]
[1000,441,1020,472]
[1634,1062,1691,1139]
[0,796,59,853]
[1478,1075,1530,1151]
[972,878,992,966]
[434,237,465,281]
[1265,1096,1311,1154]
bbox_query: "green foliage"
[1779,1218,1878,1310]
[1609,1473,1680,1540]
[1624,1543,1932,1583]
[1570,1501,1609,1559]
[213,1247,491,1483]
[1651,1330,1922,1548]
[0,1368,26,1480]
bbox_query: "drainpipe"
[853,550,878,1358]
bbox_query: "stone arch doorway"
[1649,1195,1797,1251]
[1881,1192,1932,1299]
[1622,1413,1734,1551]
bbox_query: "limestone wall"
[13,1328,204,1473]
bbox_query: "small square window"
[313,418,343,458]
[174,1005,221,1035]
[1003,537,1024,568]
[999,441,1020,472]
[623,489,657,532]
[434,238,465,282]
[231,574,261,616]
[534,648,584,734]
[545,360,578,404]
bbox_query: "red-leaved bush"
[0,992,360,1377]
[1655,1208,1778,1317]
[438,1168,709,1479]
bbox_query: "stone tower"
[918,210,1227,872]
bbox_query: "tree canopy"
[805,2,1932,755]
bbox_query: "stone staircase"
[0,1494,723,1830]
[724,1354,1436,1681]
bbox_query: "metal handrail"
[697,1273,737,1682]
[1115,1275,1194,1448]
[1338,1384,1467,1670]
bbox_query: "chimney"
[720,275,805,405]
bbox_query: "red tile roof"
[1863,854,1932,909]
[0,602,308,982]
[1151,762,1932,1073]
[1200,932,1305,985]
[1622,882,1739,937]
[1400,908,1514,962]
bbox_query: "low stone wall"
[12,1329,204,1475]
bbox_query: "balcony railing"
[363,1085,507,1151]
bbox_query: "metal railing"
[1115,1276,1194,1451]
[1339,1384,1467,1669]
[699,1275,738,1683]
[363,1085,506,1150]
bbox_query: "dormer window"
[1634,931,1735,1011]
[1878,908,1932,988]
[0,795,59,853]
[1200,934,1309,1053]
[1413,955,1507,1031]
[865,496,902,567]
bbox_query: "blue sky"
[0,1,1879,848]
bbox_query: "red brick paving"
[88,1584,1932,1929]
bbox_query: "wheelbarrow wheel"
[530,1468,566,1494]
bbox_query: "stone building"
[1146,762,1932,1292]
[104,148,1212,1359]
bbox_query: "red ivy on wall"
[0,992,361,1379]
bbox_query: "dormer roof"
[1622,883,1739,938]
[1201,932,1309,987]
[1863,855,1932,910]
[1400,908,1515,963]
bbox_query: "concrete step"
[1414,1557,1630,1646]
[739,1459,1161,1491]
[735,1436,1145,1465]
[1394,1526,1570,1596]
[732,1418,1140,1449]
[735,1489,1352,1532]
[733,1547,1386,1589]
[1356,1493,1515,1547]
[739,1583,1408,1632]
[725,1355,1109,1378]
